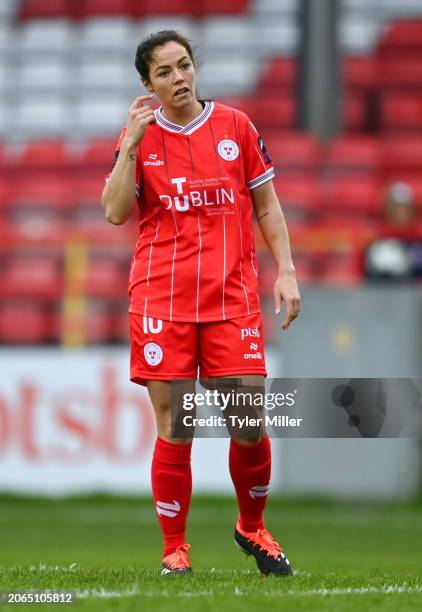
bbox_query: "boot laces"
[163,544,191,569]
[251,528,282,559]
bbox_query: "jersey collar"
[154,101,214,136]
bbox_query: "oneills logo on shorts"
[144,342,163,366]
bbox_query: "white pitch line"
[72,584,422,600]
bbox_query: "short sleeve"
[242,118,275,190]
[104,126,127,183]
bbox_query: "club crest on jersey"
[144,342,163,366]
[217,139,239,161]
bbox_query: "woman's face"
[144,41,197,110]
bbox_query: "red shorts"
[130,312,267,386]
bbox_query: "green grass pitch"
[0,494,421,611]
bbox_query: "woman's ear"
[141,78,153,93]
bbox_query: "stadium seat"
[75,0,133,18]
[322,177,381,214]
[84,259,127,299]
[19,0,72,20]
[319,250,363,285]
[377,59,422,89]
[377,20,422,55]
[18,20,75,56]
[0,304,50,344]
[273,176,321,217]
[73,171,107,206]
[0,178,11,212]
[195,0,250,16]
[74,138,118,171]
[265,132,320,174]
[1,257,62,300]
[76,18,134,56]
[343,56,376,90]
[342,91,368,132]
[15,60,70,95]
[72,96,127,137]
[10,140,69,173]
[252,19,299,55]
[10,173,74,210]
[324,136,381,175]
[380,94,422,131]
[198,57,258,97]
[131,0,192,17]
[382,137,422,174]
[83,306,114,344]
[15,97,70,138]
[248,95,296,129]
[259,57,297,92]
[75,59,136,94]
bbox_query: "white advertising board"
[0,348,233,495]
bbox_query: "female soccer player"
[102,30,300,576]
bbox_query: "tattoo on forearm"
[129,154,136,161]
[257,211,269,221]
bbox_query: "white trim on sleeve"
[247,167,275,190]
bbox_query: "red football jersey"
[108,102,275,322]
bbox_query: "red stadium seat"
[248,95,296,129]
[343,57,376,91]
[75,138,118,171]
[266,132,321,174]
[259,58,297,91]
[84,259,127,299]
[322,177,381,215]
[131,0,191,16]
[77,0,134,18]
[0,179,11,212]
[273,176,321,217]
[378,20,422,56]
[380,94,422,131]
[194,0,250,16]
[11,140,70,173]
[1,257,62,300]
[382,137,422,174]
[319,250,363,286]
[378,59,422,89]
[324,136,381,175]
[73,171,107,206]
[0,304,50,344]
[19,0,72,19]
[342,91,368,132]
[10,173,74,210]
[84,306,114,343]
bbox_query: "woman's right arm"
[101,95,156,225]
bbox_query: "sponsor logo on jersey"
[249,484,270,499]
[243,352,263,360]
[250,342,258,351]
[156,500,180,517]
[144,342,163,366]
[217,139,239,161]
[159,176,235,212]
[144,158,164,166]
[240,327,260,341]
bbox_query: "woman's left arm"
[251,180,301,329]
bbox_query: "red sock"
[151,437,192,558]
[229,435,271,532]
